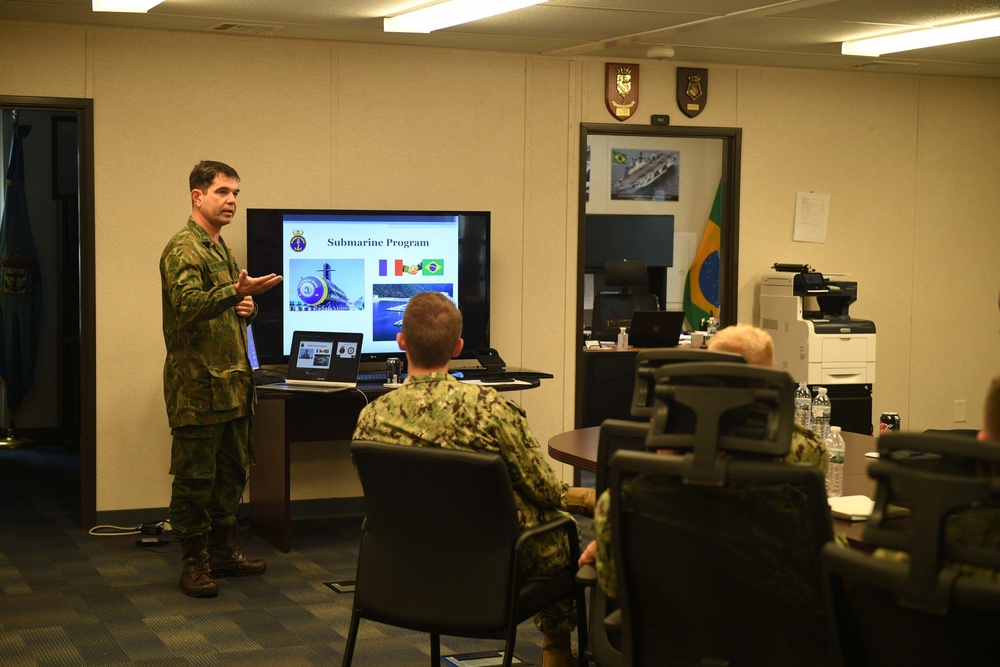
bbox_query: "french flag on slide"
[378,259,407,276]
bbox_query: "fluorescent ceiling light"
[93,0,164,12]
[385,0,547,34]
[842,16,1000,57]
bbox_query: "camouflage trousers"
[168,416,254,539]
[520,509,579,634]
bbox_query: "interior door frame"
[1,95,96,530]
[575,122,741,428]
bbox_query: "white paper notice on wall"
[793,191,830,243]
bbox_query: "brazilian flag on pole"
[683,181,722,330]
[0,120,42,416]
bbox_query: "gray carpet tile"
[0,444,594,666]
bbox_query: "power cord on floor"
[88,518,172,548]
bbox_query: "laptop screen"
[287,331,363,382]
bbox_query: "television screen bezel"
[245,208,491,366]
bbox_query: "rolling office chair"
[629,348,746,419]
[603,363,835,666]
[822,432,1000,667]
[591,260,658,340]
[344,441,588,667]
[576,418,649,667]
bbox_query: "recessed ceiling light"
[93,0,164,13]
[384,0,548,34]
[842,16,1000,57]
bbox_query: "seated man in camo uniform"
[353,291,580,667]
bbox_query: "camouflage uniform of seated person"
[579,324,828,596]
[353,291,581,667]
[872,374,1000,580]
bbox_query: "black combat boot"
[180,536,219,598]
[208,523,267,578]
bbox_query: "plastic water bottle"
[825,426,845,498]
[794,382,812,429]
[617,326,629,349]
[812,387,831,440]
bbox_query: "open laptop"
[258,330,364,393]
[628,310,686,348]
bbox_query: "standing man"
[160,161,282,598]
[354,291,580,667]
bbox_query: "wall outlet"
[954,399,967,423]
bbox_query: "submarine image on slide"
[296,263,351,310]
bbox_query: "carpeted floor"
[0,443,592,666]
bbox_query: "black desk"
[252,373,547,552]
[576,348,638,428]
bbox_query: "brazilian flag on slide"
[683,182,722,330]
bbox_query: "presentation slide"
[281,213,460,356]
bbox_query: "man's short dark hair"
[189,160,239,192]
[401,292,462,368]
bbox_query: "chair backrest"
[609,449,833,666]
[595,419,650,496]
[645,362,796,484]
[630,348,746,419]
[823,432,1000,665]
[592,293,658,337]
[350,440,522,633]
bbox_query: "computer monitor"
[246,209,490,364]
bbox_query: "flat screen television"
[246,209,490,365]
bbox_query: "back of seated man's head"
[400,292,463,369]
[980,375,1000,442]
[707,324,775,368]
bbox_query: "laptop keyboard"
[254,372,285,386]
[357,372,408,382]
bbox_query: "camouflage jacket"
[592,422,828,598]
[353,373,570,529]
[160,217,254,428]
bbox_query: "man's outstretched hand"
[236,269,282,297]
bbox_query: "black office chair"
[605,363,835,666]
[594,419,650,497]
[577,418,649,667]
[344,441,588,667]
[822,432,1000,667]
[630,348,745,419]
[591,260,658,339]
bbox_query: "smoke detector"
[647,46,675,60]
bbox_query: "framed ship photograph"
[610,148,679,201]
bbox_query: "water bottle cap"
[818,387,827,394]
[831,426,841,433]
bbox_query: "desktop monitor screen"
[246,209,490,365]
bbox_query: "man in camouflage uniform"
[160,161,282,598]
[579,324,828,596]
[353,291,579,667]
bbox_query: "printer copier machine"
[760,266,875,434]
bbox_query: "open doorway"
[0,97,96,531]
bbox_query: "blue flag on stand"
[0,122,42,415]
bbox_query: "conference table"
[548,426,878,545]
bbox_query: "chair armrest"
[576,563,597,587]
[515,514,581,559]
[604,608,622,633]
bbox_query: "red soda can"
[879,412,900,436]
